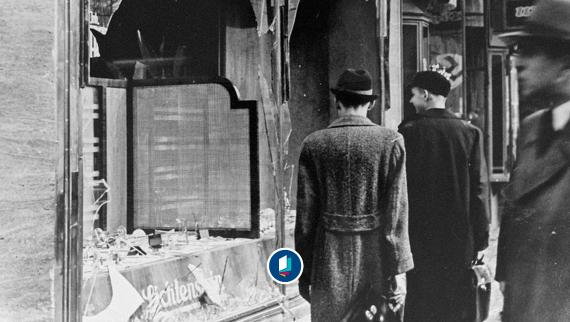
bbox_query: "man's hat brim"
[330,88,379,101]
[497,0,570,46]
[498,24,570,46]
[497,30,570,46]
[497,30,534,46]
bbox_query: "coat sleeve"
[381,136,414,276]
[469,127,490,251]
[495,122,526,281]
[295,143,319,286]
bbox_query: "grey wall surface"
[0,0,56,320]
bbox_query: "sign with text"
[82,238,281,321]
[505,0,537,29]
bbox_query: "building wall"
[384,0,404,130]
[0,0,56,320]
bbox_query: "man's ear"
[367,100,376,111]
[424,90,431,102]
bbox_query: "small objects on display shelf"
[83,224,243,274]
[82,212,291,321]
[259,208,297,235]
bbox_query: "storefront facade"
[54,0,401,320]
[55,0,528,320]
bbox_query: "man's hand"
[299,283,311,303]
[386,273,407,312]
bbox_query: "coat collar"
[552,100,570,131]
[522,108,570,143]
[328,115,377,128]
[417,108,460,119]
[504,112,570,202]
[399,108,459,129]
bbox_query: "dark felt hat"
[331,69,379,101]
[499,0,570,45]
[409,71,451,97]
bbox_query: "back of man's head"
[331,69,378,107]
[409,71,451,98]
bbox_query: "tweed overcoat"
[295,115,414,322]
[398,109,490,322]
[496,109,570,322]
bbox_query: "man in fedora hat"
[496,1,570,321]
[398,71,490,322]
[295,68,414,321]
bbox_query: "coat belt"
[321,212,381,232]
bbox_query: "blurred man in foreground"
[496,1,570,321]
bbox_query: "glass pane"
[133,84,252,230]
[465,27,486,131]
[422,25,429,69]
[89,0,221,79]
[82,87,110,237]
[81,84,273,322]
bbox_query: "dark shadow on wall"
[289,0,382,208]
[289,0,331,209]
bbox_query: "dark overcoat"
[496,109,570,322]
[398,109,490,322]
[295,115,414,322]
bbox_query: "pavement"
[482,225,503,322]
